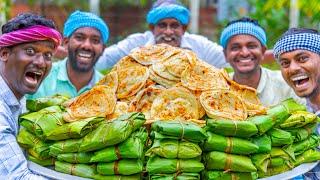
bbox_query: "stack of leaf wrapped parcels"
[18,44,320,180]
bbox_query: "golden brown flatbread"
[96,71,118,93]
[106,101,129,121]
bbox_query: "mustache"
[155,34,181,42]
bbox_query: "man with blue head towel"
[96,0,227,70]
[220,17,305,107]
[27,10,109,99]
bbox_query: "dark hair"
[225,17,264,30]
[281,27,319,37]
[2,13,56,34]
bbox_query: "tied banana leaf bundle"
[28,155,55,166]
[147,156,204,174]
[267,104,290,125]
[280,111,318,129]
[55,161,96,179]
[46,117,105,141]
[150,173,200,180]
[203,132,258,155]
[287,123,316,142]
[145,139,202,159]
[49,138,83,156]
[57,152,93,164]
[251,153,270,173]
[17,128,52,160]
[94,174,141,180]
[96,159,143,175]
[80,112,145,152]
[248,115,274,135]
[294,149,320,166]
[257,164,291,178]
[90,129,147,162]
[270,147,294,168]
[19,106,64,140]
[252,134,271,153]
[203,171,258,180]
[267,128,294,147]
[286,134,319,156]
[281,98,307,113]
[151,120,207,142]
[26,94,69,112]
[206,119,258,138]
[205,151,257,172]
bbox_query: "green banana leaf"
[205,151,257,172]
[147,156,204,174]
[150,173,200,180]
[281,98,307,113]
[19,106,64,139]
[257,164,291,178]
[251,153,270,173]
[146,139,201,159]
[287,134,319,156]
[203,132,258,155]
[26,94,70,112]
[46,117,105,140]
[267,104,290,125]
[17,128,52,159]
[280,111,317,129]
[94,174,141,180]
[270,147,294,167]
[49,138,83,156]
[27,155,55,166]
[55,161,96,179]
[248,115,274,135]
[287,123,317,142]
[267,128,294,147]
[151,120,207,142]
[294,149,320,166]
[269,157,293,168]
[90,129,147,162]
[57,152,93,164]
[206,119,258,138]
[80,112,145,152]
[252,134,271,153]
[203,171,258,180]
[96,159,143,175]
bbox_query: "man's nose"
[240,47,250,56]
[164,26,174,35]
[34,54,46,68]
[81,38,93,50]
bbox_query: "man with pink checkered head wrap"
[0,13,61,179]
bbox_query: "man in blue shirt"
[0,13,62,178]
[28,10,109,99]
[274,27,320,179]
[95,0,228,70]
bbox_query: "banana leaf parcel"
[251,153,270,173]
[280,111,317,129]
[57,152,93,164]
[267,128,294,147]
[270,147,294,168]
[17,128,52,159]
[287,123,316,142]
[205,151,257,172]
[97,159,143,175]
[267,104,290,125]
[150,173,200,180]
[294,149,320,166]
[252,134,271,153]
[151,120,207,142]
[248,115,274,135]
[49,138,83,156]
[203,132,258,155]
[80,112,145,152]
[206,119,258,138]
[257,164,291,178]
[55,161,96,179]
[145,139,201,159]
[28,155,55,166]
[26,94,69,112]
[46,117,104,140]
[287,134,319,156]
[203,171,257,180]
[281,98,307,113]
[19,106,64,140]
[90,129,147,162]
[147,156,204,174]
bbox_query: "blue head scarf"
[220,20,267,49]
[146,0,190,25]
[63,10,109,44]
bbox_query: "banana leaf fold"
[267,128,294,147]
[252,134,271,153]
[251,153,270,173]
[27,155,55,166]
[49,138,83,156]
[57,152,93,164]
[203,171,257,180]
[294,149,320,166]
[248,115,274,135]
[280,111,317,129]
[287,123,316,142]
[26,94,69,112]
[97,159,143,175]
[150,173,200,180]
[285,134,319,156]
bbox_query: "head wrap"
[63,10,109,44]
[0,25,62,49]
[146,0,190,25]
[220,21,267,49]
[273,32,320,60]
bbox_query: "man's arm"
[199,37,229,68]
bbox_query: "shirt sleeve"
[95,32,149,71]
[0,113,47,179]
[200,38,229,69]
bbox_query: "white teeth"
[33,72,42,76]
[164,37,172,41]
[291,75,308,81]
[78,53,91,58]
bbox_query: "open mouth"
[77,51,93,61]
[25,71,43,85]
[291,74,309,88]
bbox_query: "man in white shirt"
[220,17,305,107]
[96,0,228,70]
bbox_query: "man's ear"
[0,48,10,62]
[149,24,155,32]
[261,45,267,54]
[182,25,188,32]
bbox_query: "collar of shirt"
[146,31,193,50]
